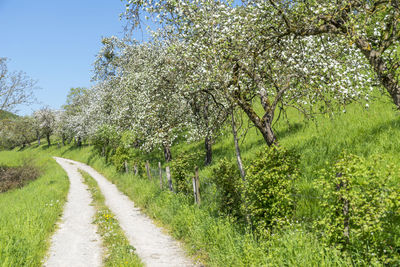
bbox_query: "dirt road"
[45,157,194,267]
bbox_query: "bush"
[131,160,146,178]
[92,125,120,161]
[211,158,242,219]
[0,163,40,192]
[111,147,131,172]
[314,152,400,265]
[170,152,200,195]
[243,146,299,237]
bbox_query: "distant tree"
[0,58,37,115]
[63,87,90,146]
[33,107,55,147]
[53,110,70,146]
[0,116,35,149]
[32,113,42,145]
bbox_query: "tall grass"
[0,151,69,266]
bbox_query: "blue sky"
[0,0,146,115]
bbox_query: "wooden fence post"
[336,172,349,245]
[145,161,151,180]
[192,166,201,204]
[124,160,129,174]
[158,162,162,189]
[166,166,173,192]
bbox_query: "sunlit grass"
[0,151,69,267]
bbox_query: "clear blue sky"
[0,0,146,115]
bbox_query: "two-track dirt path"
[44,157,103,267]
[45,157,194,267]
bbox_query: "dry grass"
[0,163,40,193]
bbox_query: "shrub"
[131,160,146,177]
[170,152,200,195]
[0,163,40,192]
[111,147,131,172]
[92,125,120,161]
[314,152,400,265]
[211,158,242,218]
[242,146,299,237]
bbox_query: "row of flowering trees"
[3,0,398,166]
[53,0,385,163]
[0,107,56,149]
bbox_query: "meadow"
[0,151,69,266]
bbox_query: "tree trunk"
[204,136,212,166]
[231,111,246,179]
[231,109,252,226]
[236,99,277,146]
[37,132,41,146]
[46,133,51,147]
[336,173,350,246]
[62,135,66,146]
[355,38,400,109]
[77,136,82,147]
[163,144,172,162]
[261,119,277,146]
[203,95,213,166]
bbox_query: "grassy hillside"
[0,151,69,266]
[15,94,400,265]
[0,110,18,120]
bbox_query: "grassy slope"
[0,151,69,267]
[0,110,18,120]
[18,94,400,265]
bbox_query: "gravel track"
[48,157,194,267]
[44,157,102,267]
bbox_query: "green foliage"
[92,125,120,161]
[0,110,18,120]
[315,152,400,265]
[211,158,242,218]
[119,130,138,149]
[132,159,146,177]
[170,152,200,194]
[243,146,299,237]
[0,116,36,149]
[111,146,130,172]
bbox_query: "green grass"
[0,151,69,267]
[13,94,400,266]
[79,170,143,267]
